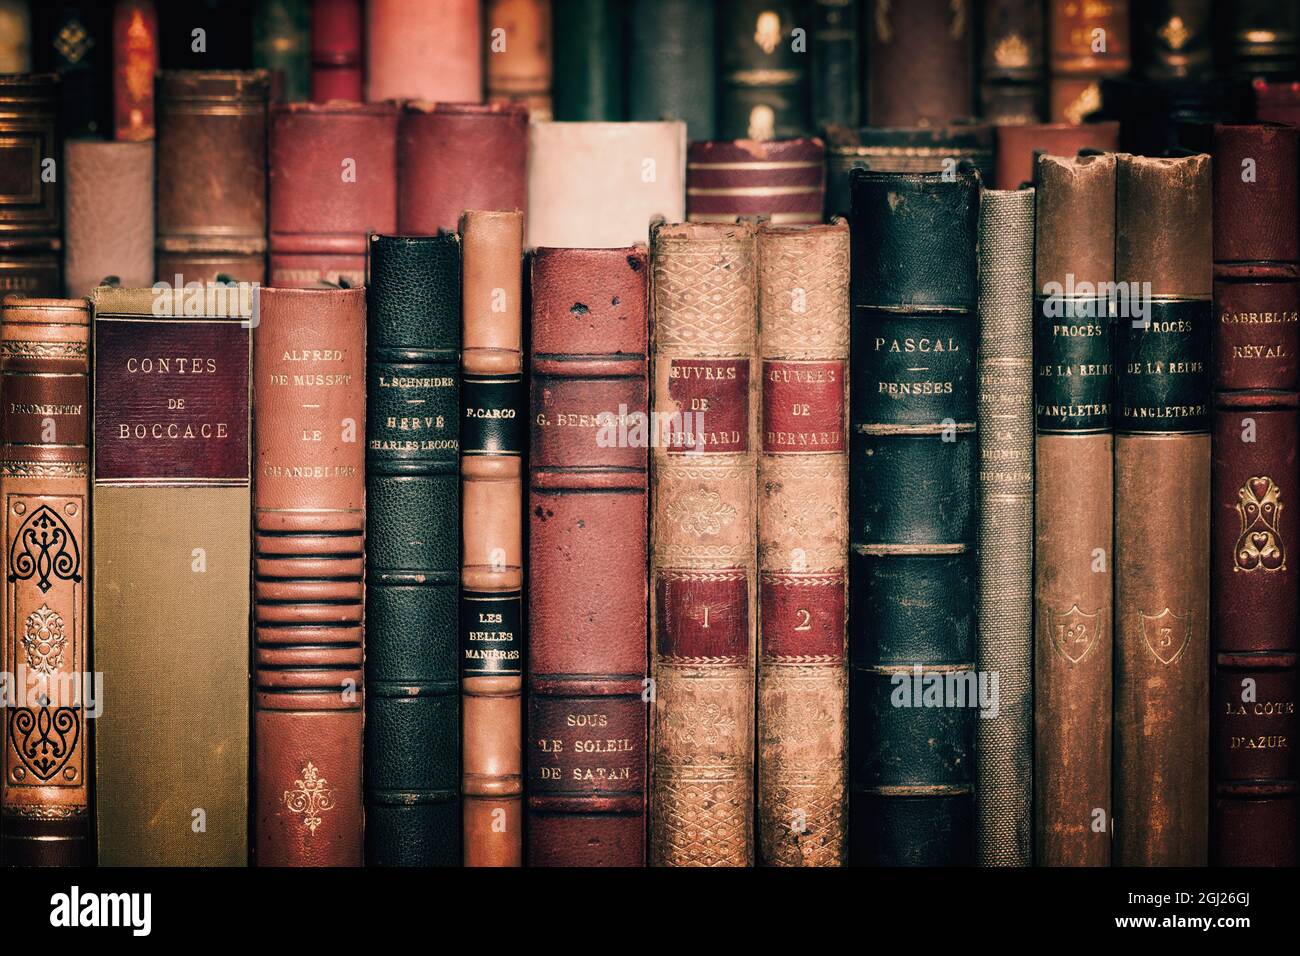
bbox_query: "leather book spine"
[811,0,860,130]
[366,0,482,104]
[0,0,31,73]
[526,121,686,250]
[1138,1,1212,81]
[397,102,529,237]
[0,74,61,298]
[822,123,994,222]
[90,284,251,866]
[365,235,463,866]
[526,246,649,867]
[34,2,111,138]
[1210,123,1299,867]
[1032,152,1115,867]
[975,188,1035,867]
[64,140,154,296]
[756,221,849,867]
[718,0,808,140]
[0,296,89,867]
[155,70,269,285]
[1255,80,1300,127]
[269,102,398,288]
[1222,1,1300,81]
[254,0,310,103]
[253,286,365,867]
[626,0,716,141]
[486,0,553,119]
[687,138,825,226]
[981,0,1045,123]
[1114,152,1212,867]
[551,0,625,122]
[649,221,758,867]
[848,166,978,866]
[460,210,525,867]
[311,0,362,102]
[992,121,1121,190]
[1048,0,1131,124]
[867,0,974,127]
[113,0,159,141]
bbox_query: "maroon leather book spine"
[311,0,362,102]
[397,102,529,236]
[686,138,825,225]
[269,102,398,287]
[867,0,974,126]
[526,245,649,866]
[1211,123,1300,867]
[1255,80,1300,127]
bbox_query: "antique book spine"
[0,296,88,867]
[1138,0,1212,80]
[526,121,686,251]
[90,284,251,866]
[1032,152,1115,867]
[1114,153,1212,867]
[1210,123,1299,867]
[756,221,849,867]
[992,121,1121,190]
[253,286,365,867]
[0,74,61,298]
[64,140,153,296]
[397,102,529,237]
[975,188,1035,866]
[311,0,362,102]
[155,70,269,285]
[822,124,994,222]
[269,102,398,288]
[718,0,808,140]
[649,221,758,867]
[848,166,978,866]
[254,0,310,103]
[1255,81,1300,127]
[460,210,525,867]
[113,0,158,141]
[867,0,974,127]
[981,0,1045,123]
[687,138,825,226]
[626,0,716,141]
[526,246,649,866]
[0,0,31,72]
[486,0,553,119]
[365,235,462,866]
[810,0,860,130]
[366,0,482,104]
[1221,1,1300,80]
[1048,0,1131,124]
[551,0,624,121]
[34,2,111,138]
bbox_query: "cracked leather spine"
[460,211,525,867]
[848,166,978,866]
[0,295,88,866]
[526,246,649,866]
[253,286,366,867]
[365,234,463,865]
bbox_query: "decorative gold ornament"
[283,762,335,834]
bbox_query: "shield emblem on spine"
[1047,604,1100,664]
[1140,607,1191,665]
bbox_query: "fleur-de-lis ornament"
[283,762,335,834]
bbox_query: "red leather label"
[762,359,845,453]
[1213,281,1300,393]
[528,695,646,794]
[1213,667,1297,782]
[665,358,749,454]
[760,572,846,661]
[93,318,250,482]
[655,569,748,663]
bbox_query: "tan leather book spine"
[460,209,525,867]
[64,140,154,296]
[253,286,366,867]
[486,0,553,119]
[650,221,758,867]
[1033,153,1116,866]
[756,221,848,866]
[1113,153,1212,866]
[0,295,89,866]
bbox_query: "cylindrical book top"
[1116,153,1212,294]
[1034,152,1117,291]
[157,69,270,104]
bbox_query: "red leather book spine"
[397,102,529,236]
[268,102,398,288]
[526,246,649,866]
[253,286,366,866]
[1211,122,1300,867]
[112,0,157,141]
[311,0,362,102]
[686,138,826,225]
